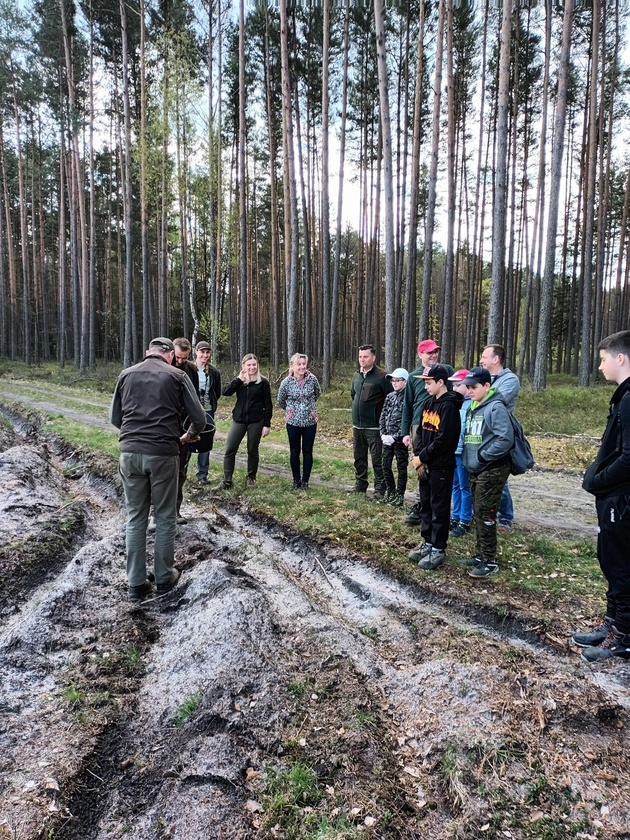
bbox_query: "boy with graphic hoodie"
[576,330,630,662]
[408,364,463,570]
[461,367,514,579]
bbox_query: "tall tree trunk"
[420,0,445,340]
[279,0,299,357]
[487,0,512,343]
[321,0,331,386]
[533,0,574,390]
[374,0,395,369]
[119,0,134,366]
[441,0,456,361]
[238,0,248,357]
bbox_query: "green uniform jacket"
[351,366,392,428]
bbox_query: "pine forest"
[0,0,629,389]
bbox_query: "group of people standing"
[109,329,630,667]
[349,339,520,579]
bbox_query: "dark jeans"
[286,423,317,483]
[223,420,265,483]
[382,441,408,496]
[596,493,630,633]
[353,427,385,493]
[177,444,194,514]
[119,452,179,588]
[419,467,455,550]
[469,462,511,560]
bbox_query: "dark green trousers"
[469,461,511,560]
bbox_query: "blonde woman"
[277,353,321,489]
[216,354,272,489]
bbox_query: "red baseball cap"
[417,339,441,354]
[448,369,470,382]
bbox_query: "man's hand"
[180,431,200,445]
[261,426,270,438]
[403,434,411,448]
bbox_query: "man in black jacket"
[408,364,463,571]
[110,337,206,601]
[576,330,630,661]
[350,344,392,498]
[172,337,200,521]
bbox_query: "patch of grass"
[174,691,202,726]
[259,760,322,835]
[311,817,362,839]
[287,680,308,698]
[45,417,120,457]
[63,680,87,708]
[516,379,613,438]
[358,625,379,642]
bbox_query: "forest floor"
[0,392,628,840]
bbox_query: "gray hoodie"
[462,388,514,475]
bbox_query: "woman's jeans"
[223,420,265,484]
[286,423,317,483]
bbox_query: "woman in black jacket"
[216,354,273,489]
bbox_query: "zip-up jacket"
[462,388,514,475]
[379,389,406,439]
[223,377,273,426]
[277,371,321,427]
[414,389,463,469]
[455,396,472,455]
[401,363,455,437]
[583,376,630,498]
[350,366,392,428]
[491,367,520,412]
[197,363,221,413]
[110,355,206,456]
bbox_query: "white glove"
[381,434,395,447]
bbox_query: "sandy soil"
[0,401,627,840]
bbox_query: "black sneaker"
[156,568,181,595]
[291,479,302,490]
[378,491,393,504]
[300,481,309,491]
[457,554,482,567]
[572,617,613,648]
[581,627,630,662]
[409,542,432,562]
[128,579,153,602]
[450,522,471,538]
[389,492,404,508]
[405,503,422,525]
[418,549,446,570]
[468,558,498,578]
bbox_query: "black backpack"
[508,414,534,475]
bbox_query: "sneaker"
[572,617,613,648]
[246,477,256,488]
[449,518,458,530]
[450,522,471,538]
[458,554,482,567]
[378,491,393,504]
[156,567,181,596]
[468,558,498,578]
[418,548,446,570]
[409,542,432,562]
[581,627,630,662]
[213,481,232,491]
[176,515,188,525]
[147,516,156,534]
[198,477,209,485]
[497,520,512,532]
[389,493,404,508]
[405,503,422,525]
[372,490,385,501]
[128,579,153,602]
[291,479,302,490]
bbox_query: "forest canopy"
[0,0,628,389]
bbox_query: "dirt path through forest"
[0,398,627,839]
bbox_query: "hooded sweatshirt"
[582,376,630,498]
[462,387,514,475]
[414,389,463,470]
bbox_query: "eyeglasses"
[392,378,406,383]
